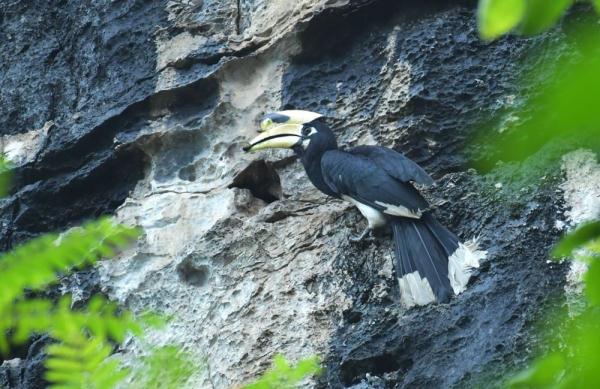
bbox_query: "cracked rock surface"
[0,0,593,388]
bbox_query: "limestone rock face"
[0,0,586,388]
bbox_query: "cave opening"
[177,260,210,287]
[340,352,414,386]
[229,160,282,204]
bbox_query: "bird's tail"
[391,213,486,308]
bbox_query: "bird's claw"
[349,228,374,243]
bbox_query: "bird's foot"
[349,227,374,243]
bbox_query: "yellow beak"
[243,123,304,153]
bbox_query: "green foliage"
[584,260,600,305]
[476,3,600,388]
[243,355,322,389]
[494,158,600,370]
[507,353,565,388]
[0,218,140,348]
[0,157,11,197]
[45,336,128,389]
[0,157,195,388]
[0,218,197,388]
[0,218,142,388]
[519,0,573,35]
[552,221,600,259]
[503,217,600,388]
[473,23,600,171]
[129,346,195,389]
[478,0,525,40]
[506,308,600,388]
[499,47,600,162]
[0,218,139,329]
[477,0,600,40]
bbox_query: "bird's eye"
[302,127,313,136]
[260,118,273,130]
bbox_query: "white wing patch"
[342,195,386,228]
[448,239,487,294]
[398,271,436,308]
[375,201,422,219]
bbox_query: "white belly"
[342,195,387,228]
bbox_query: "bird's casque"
[244,110,486,307]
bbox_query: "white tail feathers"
[398,272,436,308]
[447,239,487,295]
[399,239,487,308]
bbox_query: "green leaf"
[477,0,526,40]
[0,207,201,389]
[474,28,600,170]
[0,156,12,198]
[593,0,600,13]
[243,355,322,389]
[45,370,82,385]
[138,311,168,329]
[552,221,600,258]
[584,260,600,305]
[519,0,573,35]
[507,353,565,387]
[95,360,130,389]
[46,344,81,359]
[129,346,195,389]
[45,358,83,372]
[0,217,139,308]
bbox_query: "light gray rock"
[1,0,597,388]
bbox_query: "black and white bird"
[243,110,486,307]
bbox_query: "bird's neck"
[295,145,338,198]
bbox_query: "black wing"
[348,145,433,186]
[321,150,429,217]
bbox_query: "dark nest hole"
[229,160,282,203]
[340,352,413,386]
[177,260,210,287]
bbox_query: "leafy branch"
[0,218,139,325]
[0,191,196,388]
[507,223,600,387]
[129,345,196,389]
[242,355,322,389]
[0,217,146,388]
[475,1,600,387]
[478,0,600,41]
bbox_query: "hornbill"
[243,110,486,307]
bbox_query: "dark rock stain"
[0,0,577,388]
[281,1,569,388]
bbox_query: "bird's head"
[243,110,336,154]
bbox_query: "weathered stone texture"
[2,0,591,388]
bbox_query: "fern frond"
[45,336,123,389]
[22,295,141,389]
[7,295,140,345]
[0,217,139,312]
[129,346,196,389]
[243,355,322,389]
[0,212,198,389]
[0,226,137,353]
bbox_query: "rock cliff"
[0,0,590,388]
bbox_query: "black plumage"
[246,113,483,306]
[321,149,429,216]
[294,120,460,303]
